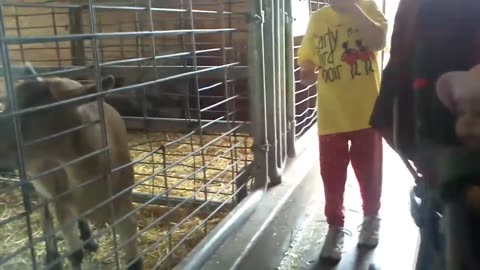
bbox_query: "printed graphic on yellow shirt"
[315,26,375,83]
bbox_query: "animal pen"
[0,0,321,269]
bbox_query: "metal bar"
[13,7,26,64]
[0,3,38,269]
[7,65,248,81]
[247,0,269,189]
[131,192,232,210]
[109,128,246,206]
[263,0,280,183]
[199,94,240,113]
[294,83,315,95]
[215,0,238,206]
[187,0,211,238]
[51,7,63,67]
[105,157,249,259]
[150,178,242,268]
[285,0,297,158]
[5,153,250,268]
[198,81,224,92]
[179,0,192,122]
[1,2,237,15]
[294,91,317,106]
[0,1,253,269]
[1,29,237,45]
[86,0,121,266]
[278,0,288,168]
[295,106,316,121]
[296,112,317,137]
[173,189,264,270]
[0,63,240,119]
[23,121,98,147]
[234,164,252,203]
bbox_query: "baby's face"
[456,99,480,149]
[436,65,480,149]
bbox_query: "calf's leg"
[41,203,63,270]
[54,203,85,270]
[78,219,99,252]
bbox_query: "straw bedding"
[0,130,253,269]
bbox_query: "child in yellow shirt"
[298,0,388,261]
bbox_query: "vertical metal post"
[285,0,297,158]
[51,8,62,67]
[0,3,38,269]
[275,0,281,172]
[13,7,26,64]
[187,0,209,214]
[179,0,192,121]
[279,0,288,163]
[273,0,281,173]
[264,0,282,184]
[247,0,269,189]
[69,7,85,66]
[277,0,288,169]
[215,0,239,204]
[86,1,121,268]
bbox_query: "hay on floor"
[0,131,253,270]
[128,131,254,202]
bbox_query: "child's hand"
[300,60,317,86]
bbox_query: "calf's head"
[0,76,115,160]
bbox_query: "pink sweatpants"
[319,128,383,227]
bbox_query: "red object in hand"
[413,78,429,90]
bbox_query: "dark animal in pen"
[102,54,192,120]
[0,76,143,270]
[104,78,190,120]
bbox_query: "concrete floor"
[279,142,420,270]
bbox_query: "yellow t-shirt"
[298,0,388,136]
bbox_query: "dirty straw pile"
[0,131,253,270]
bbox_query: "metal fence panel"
[0,1,259,269]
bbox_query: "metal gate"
[0,1,259,269]
[0,0,391,269]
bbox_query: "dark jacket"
[370,0,480,161]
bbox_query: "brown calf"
[0,76,142,270]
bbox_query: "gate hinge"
[284,11,294,24]
[246,10,265,24]
[287,120,296,131]
[251,142,271,152]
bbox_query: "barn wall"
[3,1,248,65]
[2,0,250,121]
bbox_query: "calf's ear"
[48,75,116,101]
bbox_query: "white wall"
[292,0,311,37]
[376,0,400,66]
